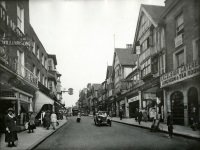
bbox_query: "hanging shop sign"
[160,60,200,88]
[0,38,32,49]
[128,95,139,103]
[120,100,125,105]
[143,93,156,100]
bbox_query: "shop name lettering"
[161,60,200,87]
[0,39,32,48]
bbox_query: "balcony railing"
[0,53,38,88]
[16,63,38,87]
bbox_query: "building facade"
[0,0,64,132]
[160,0,200,126]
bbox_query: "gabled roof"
[132,4,164,53]
[141,4,164,25]
[115,48,137,66]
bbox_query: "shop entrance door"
[129,101,139,118]
[188,87,199,125]
[170,91,184,125]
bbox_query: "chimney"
[126,44,133,49]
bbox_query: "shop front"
[0,87,33,132]
[161,60,200,126]
[120,99,125,117]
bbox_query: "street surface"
[34,117,200,150]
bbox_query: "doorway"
[170,91,184,125]
[188,87,199,125]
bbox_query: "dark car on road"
[94,111,111,127]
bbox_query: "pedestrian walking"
[41,111,46,127]
[119,109,123,120]
[51,111,57,130]
[138,111,143,125]
[28,112,35,133]
[167,111,173,138]
[4,108,18,147]
[135,108,139,121]
[44,110,51,130]
[143,109,148,122]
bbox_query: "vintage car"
[94,111,112,127]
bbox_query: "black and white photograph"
[0,0,200,149]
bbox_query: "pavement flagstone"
[111,117,200,139]
[0,117,67,150]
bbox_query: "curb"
[112,120,200,140]
[27,120,69,150]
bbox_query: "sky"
[29,0,164,107]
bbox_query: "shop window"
[17,4,24,33]
[176,50,184,67]
[176,13,184,36]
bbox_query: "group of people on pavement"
[4,108,59,148]
[119,108,174,138]
[40,110,58,130]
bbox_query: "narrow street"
[34,117,200,150]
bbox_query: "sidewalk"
[112,117,200,139]
[0,118,68,150]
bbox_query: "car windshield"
[98,112,107,116]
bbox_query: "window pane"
[177,51,184,67]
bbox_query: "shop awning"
[34,91,54,113]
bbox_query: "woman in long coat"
[5,108,18,147]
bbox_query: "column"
[138,91,142,109]
[125,97,129,118]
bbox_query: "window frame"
[175,13,184,36]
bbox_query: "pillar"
[125,97,129,118]
[138,91,142,109]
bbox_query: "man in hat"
[167,111,173,138]
[4,108,18,147]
